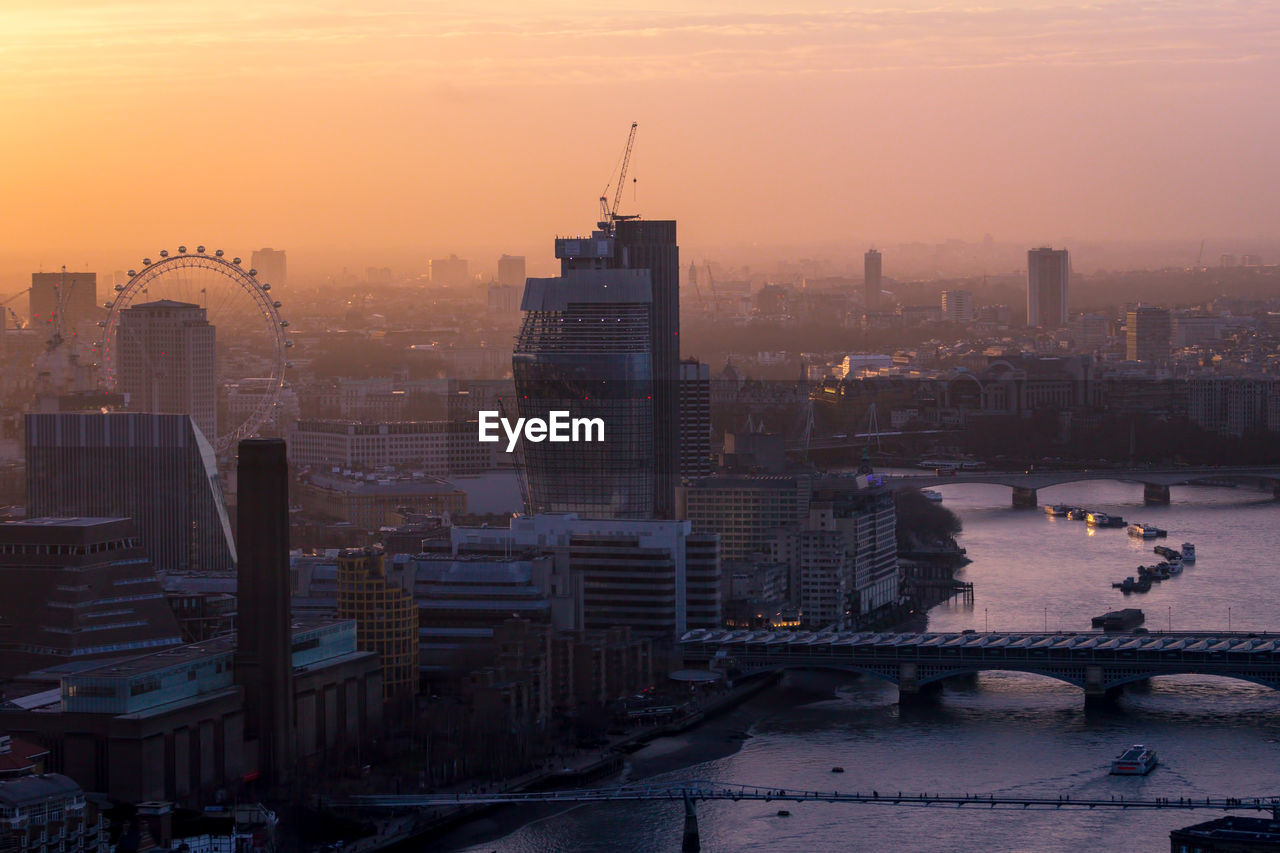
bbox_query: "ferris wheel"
[98,245,292,453]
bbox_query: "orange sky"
[1,0,1277,276]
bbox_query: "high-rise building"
[679,359,712,481]
[864,249,882,309]
[0,517,184,678]
[1027,248,1069,328]
[29,271,97,334]
[680,474,812,561]
[1069,313,1108,350]
[514,268,655,518]
[116,300,217,443]
[497,254,526,288]
[25,412,236,572]
[940,289,974,323]
[487,283,519,315]
[429,254,469,287]
[1126,306,1172,362]
[337,546,419,702]
[552,219,681,518]
[249,248,287,286]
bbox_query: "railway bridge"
[681,628,1280,704]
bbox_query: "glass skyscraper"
[513,268,655,518]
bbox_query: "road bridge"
[884,465,1280,507]
[681,629,1280,704]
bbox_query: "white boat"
[921,490,944,503]
[1044,504,1071,517]
[1110,744,1158,775]
[1127,523,1158,539]
[1181,543,1196,562]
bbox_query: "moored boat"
[1181,543,1196,562]
[921,489,944,503]
[1067,508,1089,521]
[1044,504,1072,517]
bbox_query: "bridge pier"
[1083,665,1120,708]
[1273,484,1280,501]
[1011,487,1037,509]
[896,663,943,704]
[682,791,700,853]
[1143,483,1171,505]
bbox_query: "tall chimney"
[234,438,295,784]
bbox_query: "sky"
[1,0,1277,277]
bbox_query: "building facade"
[1027,247,1069,328]
[116,300,217,443]
[678,359,712,481]
[337,547,419,702]
[288,419,498,474]
[25,412,236,572]
[864,249,882,310]
[1126,306,1172,362]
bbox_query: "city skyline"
[1,1,1277,273]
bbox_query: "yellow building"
[337,547,419,703]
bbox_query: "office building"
[116,300,217,443]
[551,219,681,519]
[29,271,97,333]
[249,248,287,286]
[0,774,108,853]
[680,475,811,561]
[1069,313,1108,350]
[940,290,974,323]
[1173,313,1223,348]
[337,547,419,702]
[679,359,712,480]
[487,283,519,315]
[497,254,526,288]
[864,249,882,310]
[288,419,498,475]
[513,268,655,518]
[1126,306,1172,362]
[0,517,184,678]
[429,254,469,287]
[1027,248,1069,328]
[25,412,236,572]
[449,514,720,637]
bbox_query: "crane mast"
[598,122,638,235]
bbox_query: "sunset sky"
[1,0,1277,276]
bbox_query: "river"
[436,480,1280,852]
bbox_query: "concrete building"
[496,254,526,289]
[486,283,519,315]
[29,271,97,335]
[680,475,811,562]
[249,248,286,286]
[288,419,498,475]
[0,517,184,678]
[1126,306,1172,362]
[1173,313,1222,348]
[429,254,469,287]
[297,472,466,530]
[337,547,419,702]
[1069,313,1108,350]
[678,359,712,481]
[940,289,974,323]
[116,300,217,443]
[25,412,236,572]
[1027,247,1069,328]
[864,249,882,310]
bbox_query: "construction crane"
[597,122,638,235]
[1,288,30,330]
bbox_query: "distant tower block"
[864,249,882,310]
[1027,247,1069,328]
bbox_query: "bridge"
[883,465,1280,507]
[680,629,1280,704]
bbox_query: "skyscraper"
[864,249,882,310]
[25,412,236,572]
[337,546,419,703]
[1027,247,1070,328]
[249,248,287,286]
[513,269,655,518]
[429,254,469,287]
[116,300,217,443]
[940,289,975,323]
[1126,306,1172,362]
[679,358,712,481]
[497,253,526,288]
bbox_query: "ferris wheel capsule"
[248,269,257,277]
[128,269,136,277]
[232,257,241,265]
[215,249,224,257]
[114,284,124,291]
[159,250,169,258]
[178,245,187,254]
[272,301,282,308]
[143,258,152,265]
[260,283,270,290]
[197,246,206,254]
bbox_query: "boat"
[1127,522,1158,539]
[777,810,792,817]
[1067,508,1089,521]
[1181,543,1196,562]
[921,490,944,503]
[1167,561,1183,575]
[1154,545,1181,561]
[1092,608,1144,630]
[831,766,845,773]
[1110,744,1158,775]
[1044,504,1072,517]
[1087,511,1126,528]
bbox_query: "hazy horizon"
[1,0,1277,284]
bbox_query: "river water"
[439,481,1280,852]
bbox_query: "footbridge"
[681,629,1280,704]
[885,465,1280,507]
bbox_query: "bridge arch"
[1102,670,1280,693]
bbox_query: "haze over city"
[3,0,1279,281]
